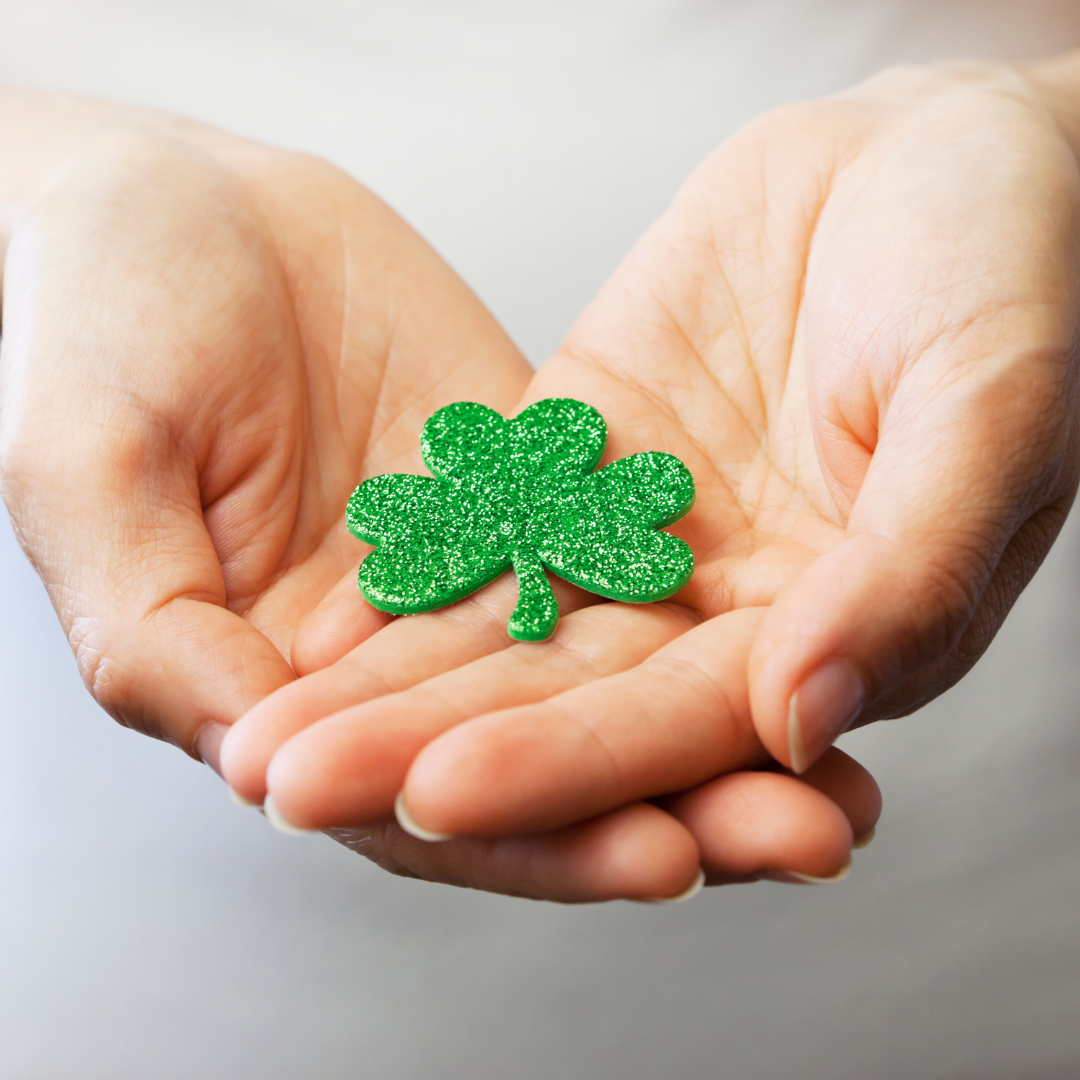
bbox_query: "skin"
[222,58,1080,866]
[0,86,877,903]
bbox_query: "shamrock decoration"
[346,398,695,641]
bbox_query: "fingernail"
[788,660,865,773]
[394,791,453,842]
[852,825,876,850]
[764,856,853,886]
[263,794,319,836]
[229,786,262,809]
[636,868,706,905]
[196,722,228,777]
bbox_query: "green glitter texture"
[346,398,695,642]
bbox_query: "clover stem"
[507,549,559,642]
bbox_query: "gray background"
[2,2,1079,1077]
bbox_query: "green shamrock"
[346,398,695,641]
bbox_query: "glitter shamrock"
[345,398,695,642]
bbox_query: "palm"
[544,68,1080,676]
[183,147,534,682]
[528,154,842,655]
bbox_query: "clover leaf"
[346,398,695,641]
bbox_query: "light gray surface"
[1,2,1079,1077]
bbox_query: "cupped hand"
[227,58,1080,877]
[0,94,879,902]
[0,106,532,757]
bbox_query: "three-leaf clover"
[346,398,695,641]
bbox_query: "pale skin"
[0,86,875,902]
[223,57,1080,856]
[5,50,1080,900]
[223,50,1080,851]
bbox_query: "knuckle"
[881,536,988,679]
[67,128,220,193]
[71,619,133,725]
[916,545,984,632]
[324,824,422,879]
[0,435,36,510]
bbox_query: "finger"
[666,768,855,884]
[322,802,702,904]
[750,330,1080,773]
[399,607,769,838]
[261,602,697,827]
[220,573,601,801]
[314,750,879,900]
[1,438,296,756]
[664,748,880,885]
[288,567,394,676]
[797,746,882,845]
[0,143,305,753]
[867,503,1073,721]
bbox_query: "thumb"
[0,408,295,764]
[748,343,1079,772]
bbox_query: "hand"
[0,90,878,902]
[0,95,530,778]
[235,74,1080,884]
[225,56,1080,879]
